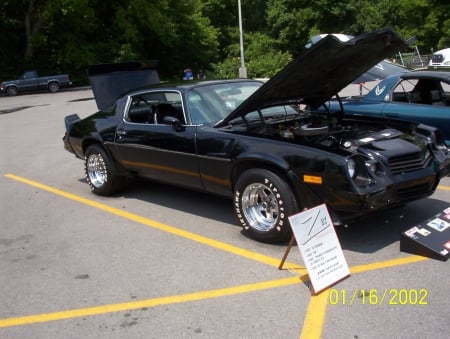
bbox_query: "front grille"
[388,150,432,175]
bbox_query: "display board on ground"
[288,204,350,294]
[400,206,450,261]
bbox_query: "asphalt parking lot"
[1,88,449,339]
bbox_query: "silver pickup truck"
[0,70,72,96]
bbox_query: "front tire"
[234,169,298,243]
[48,82,59,93]
[84,144,124,196]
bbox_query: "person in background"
[183,68,193,80]
[197,67,206,80]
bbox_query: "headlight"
[347,156,382,186]
[365,159,384,176]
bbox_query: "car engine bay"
[228,108,406,153]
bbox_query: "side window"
[22,71,37,79]
[440,81,450,106]
[126,96,157,124]
[125,91,185,124]
[411,79,445,105]
[188,91,210,125]
[392,79,417,102]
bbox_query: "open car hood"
[306,33,409,83]
[217,28,408,127]
[87,60,160,111]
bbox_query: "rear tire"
[6,86,18,96]
[234,169,298,243]
[84,144,124,196]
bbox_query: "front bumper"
[438,153,450,178]
[325,170,440,226]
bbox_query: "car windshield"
[187,81,262,125]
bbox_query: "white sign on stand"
[288,204,350,294]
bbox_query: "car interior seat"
[430,90,445,106]
[408,91,421,103]
[155,103,184,124]
[129,105,153,123]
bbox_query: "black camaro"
[63,29,450,243]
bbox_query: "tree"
[212,31,292,78]
[98,0,219,80]
[0,1,46,76]
[1,0,448,83]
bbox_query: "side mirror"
[163,116,185,132]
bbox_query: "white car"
[429,48,450,68]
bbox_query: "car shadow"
[336,198,450,253]
[79,177,449,253]
[120,178,237,225]
[78,175,231,223]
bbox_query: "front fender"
[231,151,290,187]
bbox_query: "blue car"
[324,71,450,145]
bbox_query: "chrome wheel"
[86,153,107,188]
[84,144,124,196]
[241,183,279,232]
[235,169,297,243]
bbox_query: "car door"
[381,78,450,145]
[112,90,204,190]
[19,71,39,91]
[382,101,450,144]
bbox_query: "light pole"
[238,0,247,78]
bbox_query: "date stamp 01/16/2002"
[328,289,429,306]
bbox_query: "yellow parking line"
[4,173,445,272]
[300,255,429,339]
[0,254,429,329]
[4,173,300,270]
[0,277,301,328]
[437,185,450,191]
[350,255,428,273]
[300,289,329,339]
[1,173,435,335]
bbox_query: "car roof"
[432,48,450,55]
[148,78,260,90]
[124,79,263,96]
[400,70,450,82]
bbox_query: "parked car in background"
[0,70,72,96]
[322,71,450,146]
[428,48,450,70]
[63,29,450,243]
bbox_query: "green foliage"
[212,31,292,78]
[438,17,450,50]
[0,0,448,83]
[211,57,242,79]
